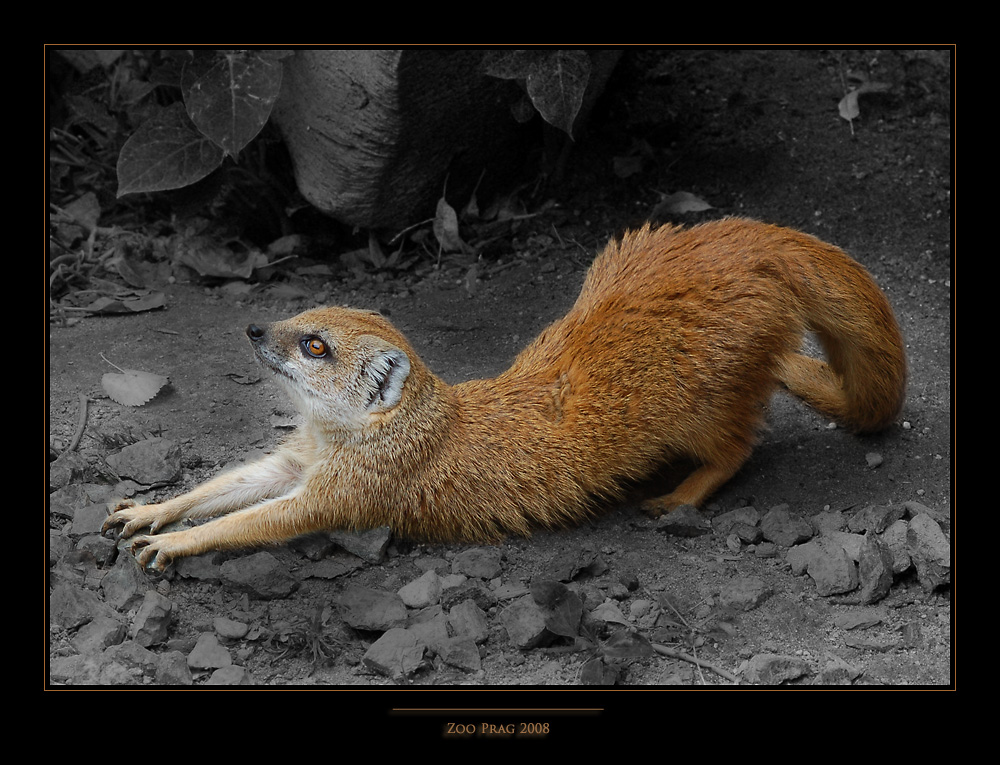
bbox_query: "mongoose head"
[246,306,416,431]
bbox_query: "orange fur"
[103,218,906,569]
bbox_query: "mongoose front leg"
[126,494,322,571]
[102,450,305,540]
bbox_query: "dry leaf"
[101,354,169,406]
[651,191,714,217]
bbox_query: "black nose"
[246,324,265,341]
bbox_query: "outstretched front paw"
[102,499,171,539]
[128,534,178,572]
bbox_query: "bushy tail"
[775,232,907,433]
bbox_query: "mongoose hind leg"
[639,461,742,517]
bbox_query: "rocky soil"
[48,49,952,713]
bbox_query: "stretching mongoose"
[103,218,907,570]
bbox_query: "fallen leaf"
[432,196,469,254]
[651,191,714,217]
[838,81,892,122]
[102,368,169,406]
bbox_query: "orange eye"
[301,337,328,358]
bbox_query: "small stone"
[857,534,895,604]
[761,505,813,546]
[448,599,490,644]
[187,632,232,670]
[362,628,427,678]
[130,590,173,647]
[214,616,249,640]
[712,506,761,536]
[501,595,555,650]
[339,585,408,631]
[743,653,810,684]
[220,552,299,600]
[865,452,883,469]
[452,547,504,579]
[719,576,771,611]
[398,569,442,608]
[438,637,482,672]
[329,526,391,563]
[848,504,905,534]
[204,665,254,685]
[786,537,858,596]
[655,504,711,537]
[907,513,951,590]
[71,616,126,655]
[106,438,182,485]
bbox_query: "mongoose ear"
[360,338,411,412]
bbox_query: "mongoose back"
[104,218,907,570]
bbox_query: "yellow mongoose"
[104,218,906,570]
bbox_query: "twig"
[651,642,741,684]
[68,393,89,451]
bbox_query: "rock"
[903,500,951,530]
[857,533,895,604]
[786,537,858,596]
[362,628,427,678]
[205,665,254,685]
[105,437,181,485]
[130,590,173,647]
[881,519,912,574]
[75,533,117,565]
[187,632,232,670]
[271,50,621,229]
[819,655,863,685]
[833,607,885,630]
[731,521,763,545]
[398,569,442,608]
[99,549,149,611]
[761,505,814,546]
[49,483,114,519]
[71,615,126,655]
[438,637,482,672]
[719,576,772,611]
[214,617,250,640]
[439,580,497,612]
[655,504,712,537]
[69,503,113,537]
[822,530,866,561]
[712,506,761,536]
[339,585,408,631]
[848,504,905,534]
[329,526,391,563]
[220,552,298,599]
[865,452,883,469]
[154,650,194,685]
[501,595,556,650]
[448,599,490,645]
[50,582,114,630]
[406,607,451,654]
[743,653,810,685]
[174,552,224,581]
[540,548,605,582]
[302,555,364,580]
[907,513,951,590]
[288,532,336,561]
[810,508,847,534]
[452,547,504,579]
